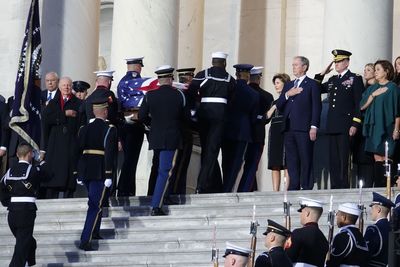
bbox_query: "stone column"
[322,0,393,74]
[0,0,32,98]
[41,0,100,88]
[393,0,400,59]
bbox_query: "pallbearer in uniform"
[188,52,235,193]
[364,192,394,267]
[72,80,90,100]
[326,203,369,267]
[0,143,49,267]
[223,242,252,267]
[238,66,273,192]
[315,50,364,189]
[286,197,329,267]
[117,57,146,197]
[222,63,258,192]
[138,65,185,216]
[255,219,292,267]
[78,97,117,251]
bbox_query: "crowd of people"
[1,50,400,265]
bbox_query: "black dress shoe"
[79,242,93,251]
[151,207,167,216]
[163,196,180,205]
[92,234,103,240]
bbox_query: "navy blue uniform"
[1,161,49,267]
[78,118,117,248]
[222,79,258,192]
[364,218,390,266]
[255,247,292,267]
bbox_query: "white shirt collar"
[339,69,349,77]
[294,75,307,86]
[18,160,31,164]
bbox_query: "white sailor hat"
[125,57,144,66]
[93,70,115,78]
[155,65,175,78]
[211,51,228,59]
[250,66,264,76]
[223,242,252,258]
[297,197,324,212]
[338,203,360,216]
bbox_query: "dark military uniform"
[188,65,235,193]
[255,247,292,267]
[78,117,117,250]
[1,160,49,267]
[238,81,273,192]
[286,222,329,267]
[326,225,369,267]
[222,71,259,192]
[139,67,185,215]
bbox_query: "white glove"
[77,179,84,186]
[124,114,135,124]
[104,179,112,188]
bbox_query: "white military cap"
[297,197,324,212]
[223,242,252,258]
[250,66,264,75]
[211,51,228,59]
[155,65,175,78]
[338,203,360,216]
[125,57,144,66]
[93,70,115,78]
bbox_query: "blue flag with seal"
[9,0,42,154]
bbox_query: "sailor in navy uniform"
[286,197,329,267]
[188,52,236,193]
[0,143,49,267]
[315,50,364,189]
[238,66,273,192]
[223,242,252,267]
[116,57,146,197]
[222,63,258,192]
[138,65,185,216]
[326,203,369,267]
[255,219,292,267]
[77,97,117,251]
[364,192,394,267]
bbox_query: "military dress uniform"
[138,65,185,216]
[364,192,395,267]
[188,52,235,193]
[222,64,259,192]
[0,159,49,267]
[315,50,364,189]
[77,101,117,250]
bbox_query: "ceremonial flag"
[9,0,42,152]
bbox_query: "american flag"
[118,77,160,109]
[9,0,42,152]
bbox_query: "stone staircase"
[0,188,396,266]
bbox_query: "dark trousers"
[222,140,247,192]
[8,209,36,267]
[328,133,350,189]
[151,150,178,208]
[284,131,314,190]
[238,142,264,192]
[147,150,160,196]
[196,119,223,193]
[117,123,144,196]
[81,180,108,244]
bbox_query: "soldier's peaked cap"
[250,66,264,76]
[369,192,395,208]
[94,70,115,80]
[233,64,254,72]
[92,96,109,109]
[297,197,324,212]
[332,49,352,62]
[263,219,291,237]
[125,57,144,67]
[222,242,252,258]
[212,51,228,59]
[72,81,90,92]
[176,68,195,76]
[155,65,174,78]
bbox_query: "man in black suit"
[139,65,185,216]
[41,71,59,107]
[276,56,321,190]
[188,52,235,193]
[315,49,363,189]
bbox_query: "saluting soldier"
[238,66,273,192]
[326,203,369,267]
[77,97,118,251]
[286,197,329,267]
[255,219,292,267]
[315,50,364,189]
[138,65,185,216]
[0,143,49,267]
[188,52,235,193]
[116,57,146,197]
[222,64,258,192]
[364,192,394,267]
[223,242,252,267]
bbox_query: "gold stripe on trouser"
[88,184,107,242]
[83,149,105,155]
[158,150,179,208]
